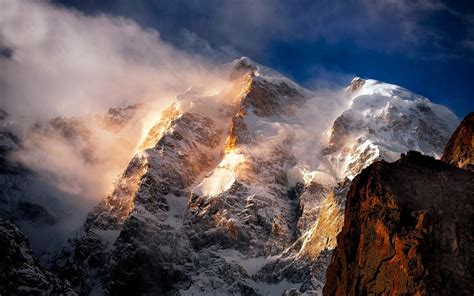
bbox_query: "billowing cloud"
[0,0,230,211]
[0,0,227,121]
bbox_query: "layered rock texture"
[324,113,474,295]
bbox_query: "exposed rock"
[346,77,365,93]
[230,57,257,80]
[323,151,474,295]
[242,76,306,117]
[0,219,75,295]
[253,181,349,294]
[441,112,474,171]
[15,201,57,225]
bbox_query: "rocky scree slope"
[323,113,474,295]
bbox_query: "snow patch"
[193,151,245,197]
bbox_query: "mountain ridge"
[0,58,461,295]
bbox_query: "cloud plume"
[0,0,230,217]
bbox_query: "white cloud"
[0,0,227,120]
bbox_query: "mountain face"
[0,219,75,295]
[323,113,474,295]
[0,58,460,295]
[43,58,458,296]
[441,112,474,171]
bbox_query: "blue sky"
[55,0,474,117]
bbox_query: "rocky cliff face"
[441,112,474,171]
[324,145,474,294]
[0,219,75,295]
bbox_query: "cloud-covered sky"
[53,0,474,117]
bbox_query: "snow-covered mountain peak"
[231,57,310,97]
[323,77,459,179]
[46,59,460,295]
[351,78,423,102]
[231,56,257,72]
[348,78,459,128]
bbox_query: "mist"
[0,0,234,251]
[0,1,356,255]
[0,0,230,189]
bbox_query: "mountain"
[323,113,474,295]
[0,57,460,295]
[45,58,459,295]
[323,77,458,179]
[0,219,75,295]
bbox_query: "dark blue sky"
[55,0,474,117]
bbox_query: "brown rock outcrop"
[441,112,474,171]
[323,151,474,295]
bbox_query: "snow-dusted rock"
[323,77,458,179]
